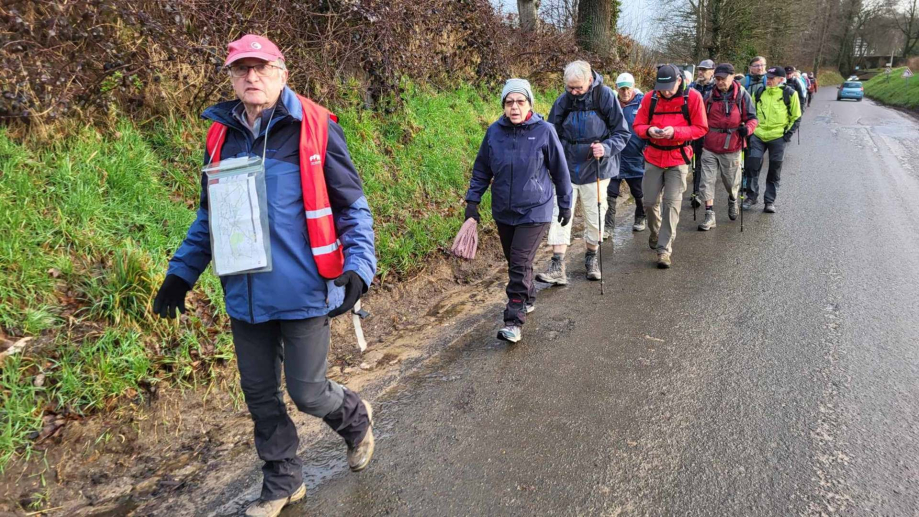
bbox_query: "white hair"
[564,61,592,84]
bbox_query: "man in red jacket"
[698,63,758,231]
[633,64,709,268]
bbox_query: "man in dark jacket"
[697,63,758,231]
[743,56,768,96]
[690,59,716,207]
[151,35,377,517]
[785,66,808,112]
[536,60,631,284]
[604,72,648,237]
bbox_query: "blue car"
[837,81,864,101]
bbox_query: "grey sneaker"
[764,203,776,213]
[728,198,738,220]
[497,325,522,343]
[742,198,757,211]
[698,210,716,231]
[603,198,617,240]
[632,215,647,232]
[649,231,658,250]
[585,253,601,281]
[657,253,672,269]
[245,484,306,517]
[536,257,567,285]
[347,400,375,472]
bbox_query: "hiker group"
[464,56,813,344]
[149,32,817,517]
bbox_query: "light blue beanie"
[501,78,534,105]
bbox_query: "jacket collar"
[497,111,543,128]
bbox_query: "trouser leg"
[658,165,689,255]
[607,177,622,199]
[231,319,302,501]
[719,151,742,200]
[624,177,645,217]
[746,135,767,202]
[642,163,665,242]
[699,149,719,204]
[547,186,579,247]
[692,139,703,193]
[498,222,549,326]
[582,179,610,246]
[764,139,786,204]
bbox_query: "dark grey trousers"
[231,316,369,500]
[496,222,549,326]
[745,134,786,204]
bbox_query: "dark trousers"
[745,134,785,204]
[692,139,704,193]
[608,176,646,218]
[496,222,549,326]
[231,316,370,500]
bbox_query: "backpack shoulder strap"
[647,92,659,124]
[782,86,794,119]
[681,87,692,126]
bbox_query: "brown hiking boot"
[657,253,672,269]
[348,400,375,472]
[245,484,306,517]
[649,231,658,250]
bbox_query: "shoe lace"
[549,258,562,274]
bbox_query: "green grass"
[818,69,845,87]
[0,83,562,470]
[863,67,919,109]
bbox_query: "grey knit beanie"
[501,78,534,105]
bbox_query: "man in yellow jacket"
[742,66,801,213]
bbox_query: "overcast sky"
[492,0,653,45]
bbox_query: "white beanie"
[615,73,635,88]
[501,78,534,105]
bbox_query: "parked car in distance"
[837,81,864,101]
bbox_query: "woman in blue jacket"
[464,79,572,343]
[604,73,648,236]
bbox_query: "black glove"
[557,207,572,227]
[153,275,191,319]
[464,202,480,222]
[738,125,749,138]
[327,270,366,318]
[783,131,793,142]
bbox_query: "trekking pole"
[692,154,697,221]
[740,149,745,233]
[798,125,801,146]
[594,142,604,296]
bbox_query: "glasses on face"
[565,84,588,94]
[504,99,528,108]
[750,63,765,70]
[227,63,283,78]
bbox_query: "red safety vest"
[204,95,345,279]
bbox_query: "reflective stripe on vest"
[203,95,345,279]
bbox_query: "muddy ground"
[0,197,624,516]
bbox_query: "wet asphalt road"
[276,89,919,516]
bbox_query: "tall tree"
[895,0,919,57]
[518,0,540,31]
[576,0,615,56]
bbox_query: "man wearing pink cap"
[152,34,378,516]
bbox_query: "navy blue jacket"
[167,87,377,323]
[618,91,647,179]
[691,80,716,98]
[465,113,572,226]
[548,71,631,185]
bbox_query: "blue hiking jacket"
[618,91,647,179]
[548,71,632,185]
[167,87,377,324]
[465,113,572,226]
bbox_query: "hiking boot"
[585,252,601,281]
[536,257,567,285]
[764,203,776,214]
[698,210,716,231]
[657,253,672,269]
[497,325,522,343]
[603,198,617,240]
[728,198,739,221]
[526,303,535,314]
[245,484,306,517]
[742,198,757,211]
[690,192,702,209]
[347,400,375,472]
[649,231,658,250]
[632,216,647,232]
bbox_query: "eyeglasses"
[504,99,528,107]
[750,63,765,69]
[565,85,588,93]
[227,63,284,78]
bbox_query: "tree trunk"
[576,0,612,55]
[813,0,834,74]
[518,0,539,32]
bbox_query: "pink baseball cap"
[224,35,284,66]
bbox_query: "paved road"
[264,89,919,516]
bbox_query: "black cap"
[655,64,681,90]
[714,63,735,78]
[784,66,796,74]
[766,66,786,78]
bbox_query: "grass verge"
[863,67,919,110]
[818,69,845,87]
[0,83,561,470]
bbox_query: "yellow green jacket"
[753,85,802,142]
